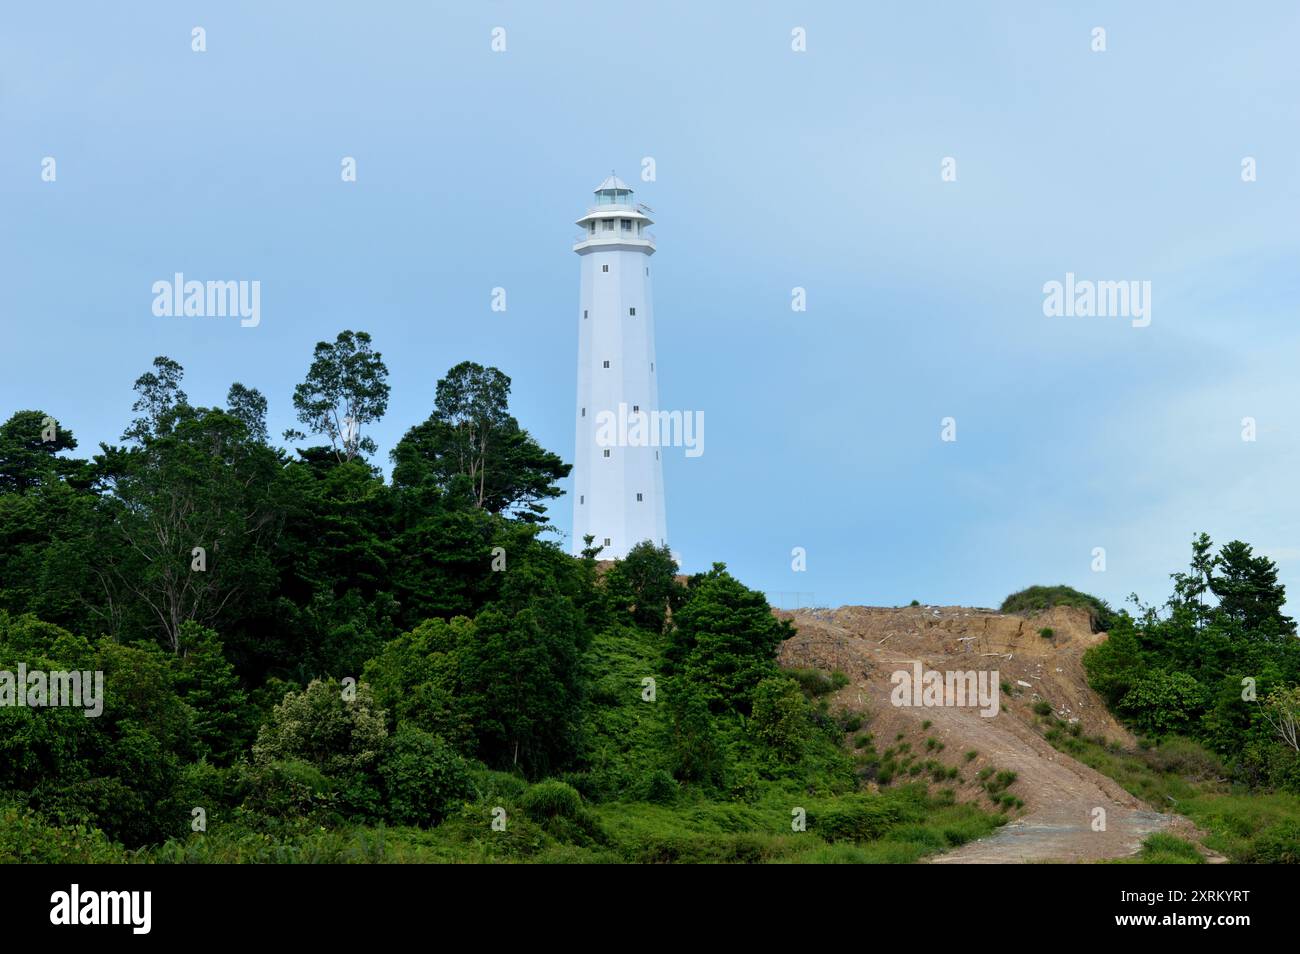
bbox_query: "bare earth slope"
[776,604,1198,863]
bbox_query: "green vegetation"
[1081,534,1300,792]
[0,338,1004,863]
[1106,833,1205,865]
[1000,584,1118,631]
[1006,536,1300,862]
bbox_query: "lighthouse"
[571,175,667,559]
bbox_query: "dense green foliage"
[0,334,999,862]
[999,584,1119,631]
[1080,534,1300,793]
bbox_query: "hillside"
[776,603,1207,863]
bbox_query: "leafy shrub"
[1140,737,1224,781]
[252,679,388,778]
[1120,671,1207,738]
[379,727,476,826]
[1000,584,1118,631]
[521,780,584,822]
[750,676,811,762]
[0,806,127,863]
[1248,821,1300,864]
[240,759,336,819]
[813,798,902,842]
[787,669,837,697]
[637,769,678,805]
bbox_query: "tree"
[750,675,811,763]
[1170,531,1216,627]
[661,678,724,786]
[1210,540,1295,637]
[287,330,390,462]
[1262,687,1300,753]
[361,616,475,751]
[175,621,252,763]
[667,564,792,714]
[98,408,285,651]
[1082,616,1145,707]
[0,410,83,494]
[122,356,188,443]
[225,383,269,444]
[252,678,388,779]
[379,726,476,826]
[457,595,588,777]
[391,361,569,522]
[1119,670,1207,737]
[604,541,685,633]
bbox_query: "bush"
[0,806,127,863]
[813,798,902,842]
[520,780,585,822]
[1138,833,1204,864]
[1120,671,1207,738]
[787,669,838,697]
[1249,821,1300,864]
[1140,737,1224,781]
[1000,584,1118,631]
[252,679,388,778]
[750,676,812,762]
[240,759,336,819]
[379,727,477,827]
[637,769,678,805]
[1039,627,1054,639]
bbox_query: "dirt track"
[776,604,1197,863]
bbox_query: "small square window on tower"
[650,362,654,371]
[636,493,643,502]
[581,407,585,417]
[603,360,610,368]
[604,538,611,547]
[629,307,636,316]
[645,267,649,276]
[603,449,610,458]
[579,495,584,504]
[602,264,609,272]
[632,405,639,413]
[583,310,588,319]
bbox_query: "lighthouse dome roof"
[595,175,631,192]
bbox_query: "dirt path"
[777,604,1195,864]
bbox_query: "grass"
[999,584,1117,631]
[1106,833,1204,865]
[1040,724,1300,863]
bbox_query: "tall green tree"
[286,330,390,462]
[667,564,792,715]
[391,361,569,522]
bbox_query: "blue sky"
[3,2,1299,613]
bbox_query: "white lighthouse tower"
[571,175,667,559]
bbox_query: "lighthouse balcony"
[573,231,655,250]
